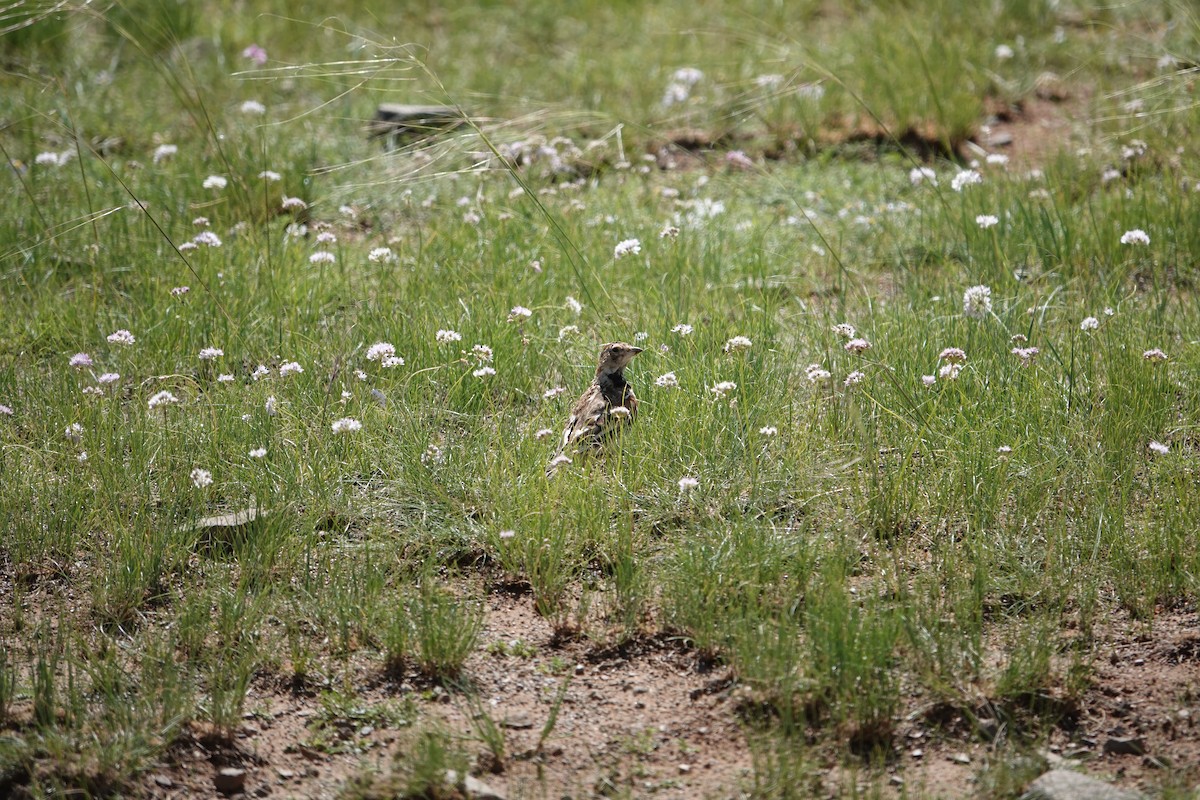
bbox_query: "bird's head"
[596,341,643,375]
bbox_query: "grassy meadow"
[1,0,1199,797]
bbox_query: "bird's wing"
[561,384,607,449]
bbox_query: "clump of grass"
[409,581,483,680]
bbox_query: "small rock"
[444,770,507,800]
[982,131,1014,148]
[949,752,971,765]
[153,775,174,788]
[889,775,904,787]
[464,774,506,800]
[1133,658,1145,667]
[575,663,585,675]
[275,768,295,780]
[1021,768,1146,800]
[1103,736,1146,756]
[632,686,649,695]
[214,767,246,795]
[910,749,923,759]
[254,786,271,798]
[976,718,1000,739]
[501,714,533,730]
[678,764,691,774]
[359,725,374,737]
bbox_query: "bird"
[548,342,643,474]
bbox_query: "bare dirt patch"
[974,84,1095,171]
[884,608,1200,799]
[138,588,753,800]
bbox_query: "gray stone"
[182,506,267,553]
[369,104,464,148]
[444,770,507,800]
[1022,769,1146,800]
[1103,736,1146,756]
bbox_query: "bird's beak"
[631,347,644,355]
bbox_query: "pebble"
[1103,736,1146,756]
[214,767,246,795]
[501,714,533,730]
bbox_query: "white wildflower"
[613,238,641,259]
[939,347,967,363]
[1142,348,1168,362]
[963,285,993,319]
[909,167,937,186]
[1120,228,1150,245]
[951,170,982,192]
[366,342,396,362]
[152,144,177,164]
[147,390,179,409]
[724,336,753,353]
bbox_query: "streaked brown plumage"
[548,342,643,474]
